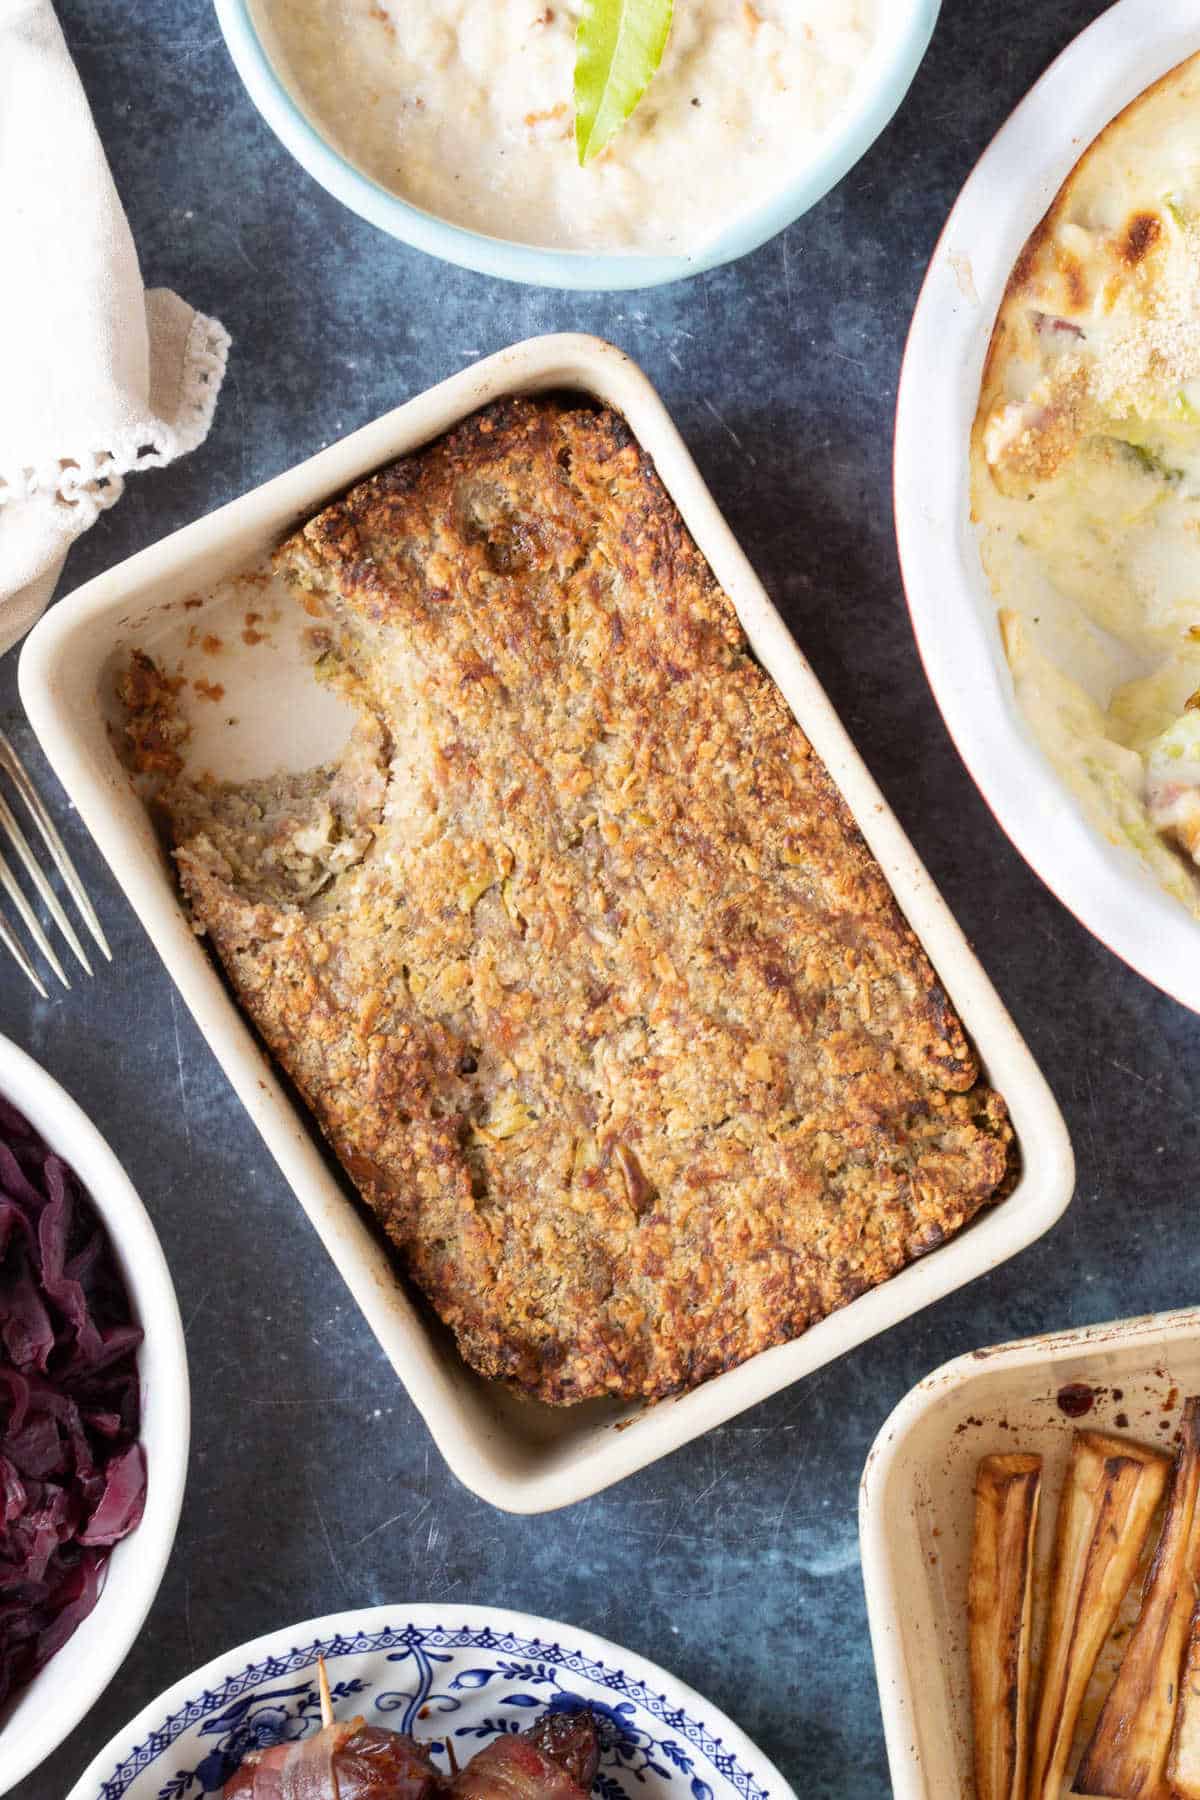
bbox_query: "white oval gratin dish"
[895,0,1200,1014]
[64,1601,795,1800]
[859,1307,1200,1800]
[20,333,1073,1514]
[0,1034,189,1797]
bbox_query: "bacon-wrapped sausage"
[448,1713,599,1800]
[222,1705,600,1800]
[222,1719,440,1799]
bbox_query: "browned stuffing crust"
[127,398,1013,1405]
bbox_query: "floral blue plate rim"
[65,1604,794,1800]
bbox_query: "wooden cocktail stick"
[317,1655,335,1730]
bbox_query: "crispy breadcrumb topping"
[124,399,1012,1404]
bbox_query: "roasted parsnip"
[1028,1430,1171,1800]
[969,1453,1042,1800]
[1170,1601,1200,1798]
[1076,1399,1200,1798]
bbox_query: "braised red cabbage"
[0,1092,146,1705]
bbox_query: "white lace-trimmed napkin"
[0,0,230,656]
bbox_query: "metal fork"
[0,731,111,998]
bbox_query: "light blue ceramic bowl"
[213,0,941,289]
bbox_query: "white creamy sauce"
[253,0,878,254]
[977,431,1200,919]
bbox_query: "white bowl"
[64,1601,794,1800]
[859,1306,1200,1800]
[20,332,1072,1512]
[215,0,940,289]
[0,1034,189,1796]
[894,0,1200,1014]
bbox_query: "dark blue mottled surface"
[5,3,1194,1795]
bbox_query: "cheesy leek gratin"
[971,53,1200,917]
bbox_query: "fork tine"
[0,731,111,961]
[0,793,93,976]
[0,905,48,998]
[0,847,68,988]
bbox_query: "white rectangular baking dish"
[19,333,1074,1512]
[859,1308,1200,1799]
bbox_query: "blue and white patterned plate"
[66,1606,793,1800]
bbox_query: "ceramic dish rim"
[212,0,941,290]
[19,331,1073,1514]
[0,1033,190,1797]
